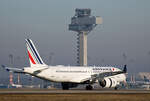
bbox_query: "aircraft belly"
[47,73,90,83]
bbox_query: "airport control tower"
[69,8,102,66]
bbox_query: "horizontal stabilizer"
[1,65,24,73]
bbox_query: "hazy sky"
[0,0,150,79]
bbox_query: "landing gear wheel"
[86,85,93,90]
[114,87,118,90]
[61,83,69,90]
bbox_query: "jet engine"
[98,77,117,88]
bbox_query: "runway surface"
[0,89,150,94]
[0,89,150,101]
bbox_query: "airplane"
[1,39,127,90]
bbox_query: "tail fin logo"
[25,39,45,66]
[27,50,36,64]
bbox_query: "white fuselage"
[24,65,126,84]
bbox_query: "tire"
[86,85,93,90]
[61,83,69,90]
[114,87,118,90]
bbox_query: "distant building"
[138,72,150,80]
[0,84,8,88]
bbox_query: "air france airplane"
[2,39,127,90]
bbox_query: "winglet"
[123,65,127,73]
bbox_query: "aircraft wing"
[1,65,25,73]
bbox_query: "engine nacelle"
[98,77,117,88]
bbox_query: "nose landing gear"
[114,86,118,90]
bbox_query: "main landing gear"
[61,83,69,90]
[86,85,93,90]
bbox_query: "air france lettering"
[93,68,112,71]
